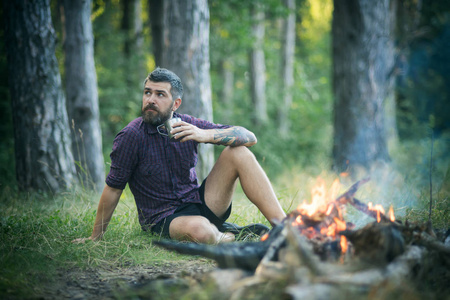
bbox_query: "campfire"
[155,177,450,299]
[274,177,399,262]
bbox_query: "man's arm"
[209,126,257,147]
[72,185,122,243]
[171,122,257,147]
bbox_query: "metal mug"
[157,117,181,139]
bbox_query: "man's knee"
[170,216,217,244]
[221,146,255,164]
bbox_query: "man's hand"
[71,185,122,245]
[171,121,212,143]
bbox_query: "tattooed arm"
[171,122,257,147]
[211,126,257,147]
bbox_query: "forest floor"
[26,259,217,300]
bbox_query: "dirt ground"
[36,259,218,300]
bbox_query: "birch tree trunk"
[278,0,296,136]
[249,2,268,125]
[63,0,105,192]
[3,0,76,192]
[332,0,393,172]
[152,0,213,180]
[220,59,234,123]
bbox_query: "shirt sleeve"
[105,126,140,190]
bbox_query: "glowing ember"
[260,232,269,242]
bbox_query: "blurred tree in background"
[0,0,449,190]
[3,0,76,192]
[332,0,394,172]
[394,0,450,139]
[63,0,105,192]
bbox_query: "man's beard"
[142,103,173,126]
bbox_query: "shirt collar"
[145,122,158,135]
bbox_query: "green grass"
[0,187,198,298]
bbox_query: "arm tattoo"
[213,127,256,146]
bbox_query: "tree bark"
[122,0,143,58]
[220,59,234,123]
[278,0,296,136]
[249,2,268,125]
[332,0,393,172]
[3,0,76,192]
[149,0,165,66]
[63,0,105,192]
[154,0,214,180]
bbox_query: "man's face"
[141,81,175,126]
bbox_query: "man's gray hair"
[144,67,184,100]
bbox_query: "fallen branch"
[255,226,287,275]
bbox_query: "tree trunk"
[249,2,268,125]
[220,59,234,123]
[332,0,393,172]
[384,0,400,150]
[391,0,422,141]
[3,0,76,192]
[278,0,296,136]
[63,0,105,192]
[122,0,143,58]
[149,0,165,66]
[153,0,213,181]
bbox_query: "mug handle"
[157,124,168,136]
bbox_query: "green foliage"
[391,134,450,228]
[210,0,333,177]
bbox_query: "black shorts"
[150,178,232,238]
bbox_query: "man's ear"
[173,98,182,111]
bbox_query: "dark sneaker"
[220,222,270,236]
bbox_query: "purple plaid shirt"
[105,112,230,228]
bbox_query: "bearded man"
[73,68,286,244]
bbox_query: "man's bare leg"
[169,215,235,244]
[168,146,285,244]
[204,146,286,225]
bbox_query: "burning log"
[340,222,405,263]
[153,224,285,271]
[254,226,288,275]
[153,239,265,271]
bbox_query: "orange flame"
[340,235,348,254]
[389,205,395,222]
[334,217,346,232]
[292,177,350,254]
[368,202,385,223]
